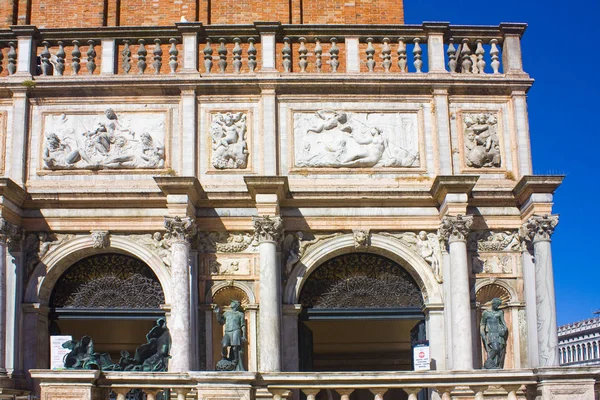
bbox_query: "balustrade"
[0,23,524,78]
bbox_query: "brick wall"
[0,0,404,28]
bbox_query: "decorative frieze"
[210,112,249,169]
[294,110,420,168]
[201,255,254,276]
[196,232,254,253]
[472,254,517,274]
[164,216,197,243]
[520,215,559,243]
[462,112,501,168]
[438,214,473,243]
[252,216,283,243]
[469,231,521,252]
[41,108,166,170]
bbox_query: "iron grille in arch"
[299,253,424,309]
[50,254,165,309]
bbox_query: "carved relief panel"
[457,110,505,171]
[208,111,251,170]
[469,231,521,276]
[292,110,423,170]
[197,231,258,280]
[39,108,169,171]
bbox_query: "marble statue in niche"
[210,112,249,169]
[463,113,501,168]
[294,110,420,168]
[42,109,166,170]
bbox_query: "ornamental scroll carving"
[294,110,420,168]
[438,215,473,243]
[210,112,249,169]
[520,214,559,243]
[42,109,166,170]
[463,113,501,168]
[252,216,283,243]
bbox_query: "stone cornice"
[154,176,206,205]
[244,176,289,201]
[513,175,564,206]
[430,175,479,205]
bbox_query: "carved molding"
[164,216,197,243]
[520,214,558,243]
[90,230,110,249]
[438,214,473,243]
[252,216,283,243]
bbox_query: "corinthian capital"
[0,218,20,247]
[253,216,283,243]
[520,214,558,243]
[164,216,197,243]
[438,214,473,243]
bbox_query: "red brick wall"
[0,0,404,28]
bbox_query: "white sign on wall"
[50,335,72,370]
[413,344,430,371]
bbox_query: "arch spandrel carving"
[285,233,443,305]
[25,235,173,305]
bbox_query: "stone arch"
[25,235,172,305]
[284,233,443,305]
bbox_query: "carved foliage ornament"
[164,216,197,242]
[438,214,473,243]
[210,112,249,170]
[520,214,558,243]
[463,112,501,168]
[468,231,521,252]
[252,216,283,243]
[197,232,254,253]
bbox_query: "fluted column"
[521,214,559,366]
[253,216,283,371]
[439,215,474,370]
[164,216,197,372]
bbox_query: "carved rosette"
[164,216,197,244]
[91,230,110,249]
[438,214,473,243]
[520,214,558,243]
[252,216,283,244]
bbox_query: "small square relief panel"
[206,111,252,172]
[291,110,424,171]
[39,108,169,172]
[457,110,505,172]
[200,254,257,279]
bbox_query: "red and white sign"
[413,345,430,371]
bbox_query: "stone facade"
[558,316,600,367]
[0,1,598,399]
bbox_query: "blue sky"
[404,0,600,326]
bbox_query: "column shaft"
[448,238,473,370]
[521,248,539,367]
[0,241,6,374]
[170,240,191,371]
[258,240,281,371]
[533,239,559,366]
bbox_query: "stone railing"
[0,22,527,78]
[28,368,600,400]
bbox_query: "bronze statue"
[480,297,508,369]
[62,336,112,370]
[214,300,247,371]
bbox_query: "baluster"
[447,38,457,72]
[413,38,423,73]
[504,385,521,400]
[282,37,291,72]
[475,39,485,74]
[232,37,242,73]
[469,385,488,400]
[369,388,388,400]
[55,41,65,76]
[403,388,421,400]
[302,389,320,400]
[397,37,407,72]
[298,37,308,72]
[435,387,452,400]
[174,388,190,400]
[71,40,81,75]
[137,39,147,74]
[7,42,17,75]
[86,40,96,74]
[112,388,129,400]
[152,39,162,74]
[203,38,213,73]
[247,38,257,73]
[381,37,391,72]
[336,389,354,400]
[40,41,51,76]
[365,37,375,72]
[490,38,500,74]
[329,37,339,72]
[145,389,161,400]
[314,38,322,72]
[169,38,178,73]
[218,38,227,73]
[460,38,472,73]
[122,40,131,74]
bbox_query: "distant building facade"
[559,316,600,366]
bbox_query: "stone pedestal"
[439,215,474,370]
[29,370,106,400]
[253,216,283,372]
[165,216,197,372]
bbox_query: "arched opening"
[48,253,166,363]
[475,283,513,369]
[297,252,425,372]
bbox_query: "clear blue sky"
[404,0,600,326]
